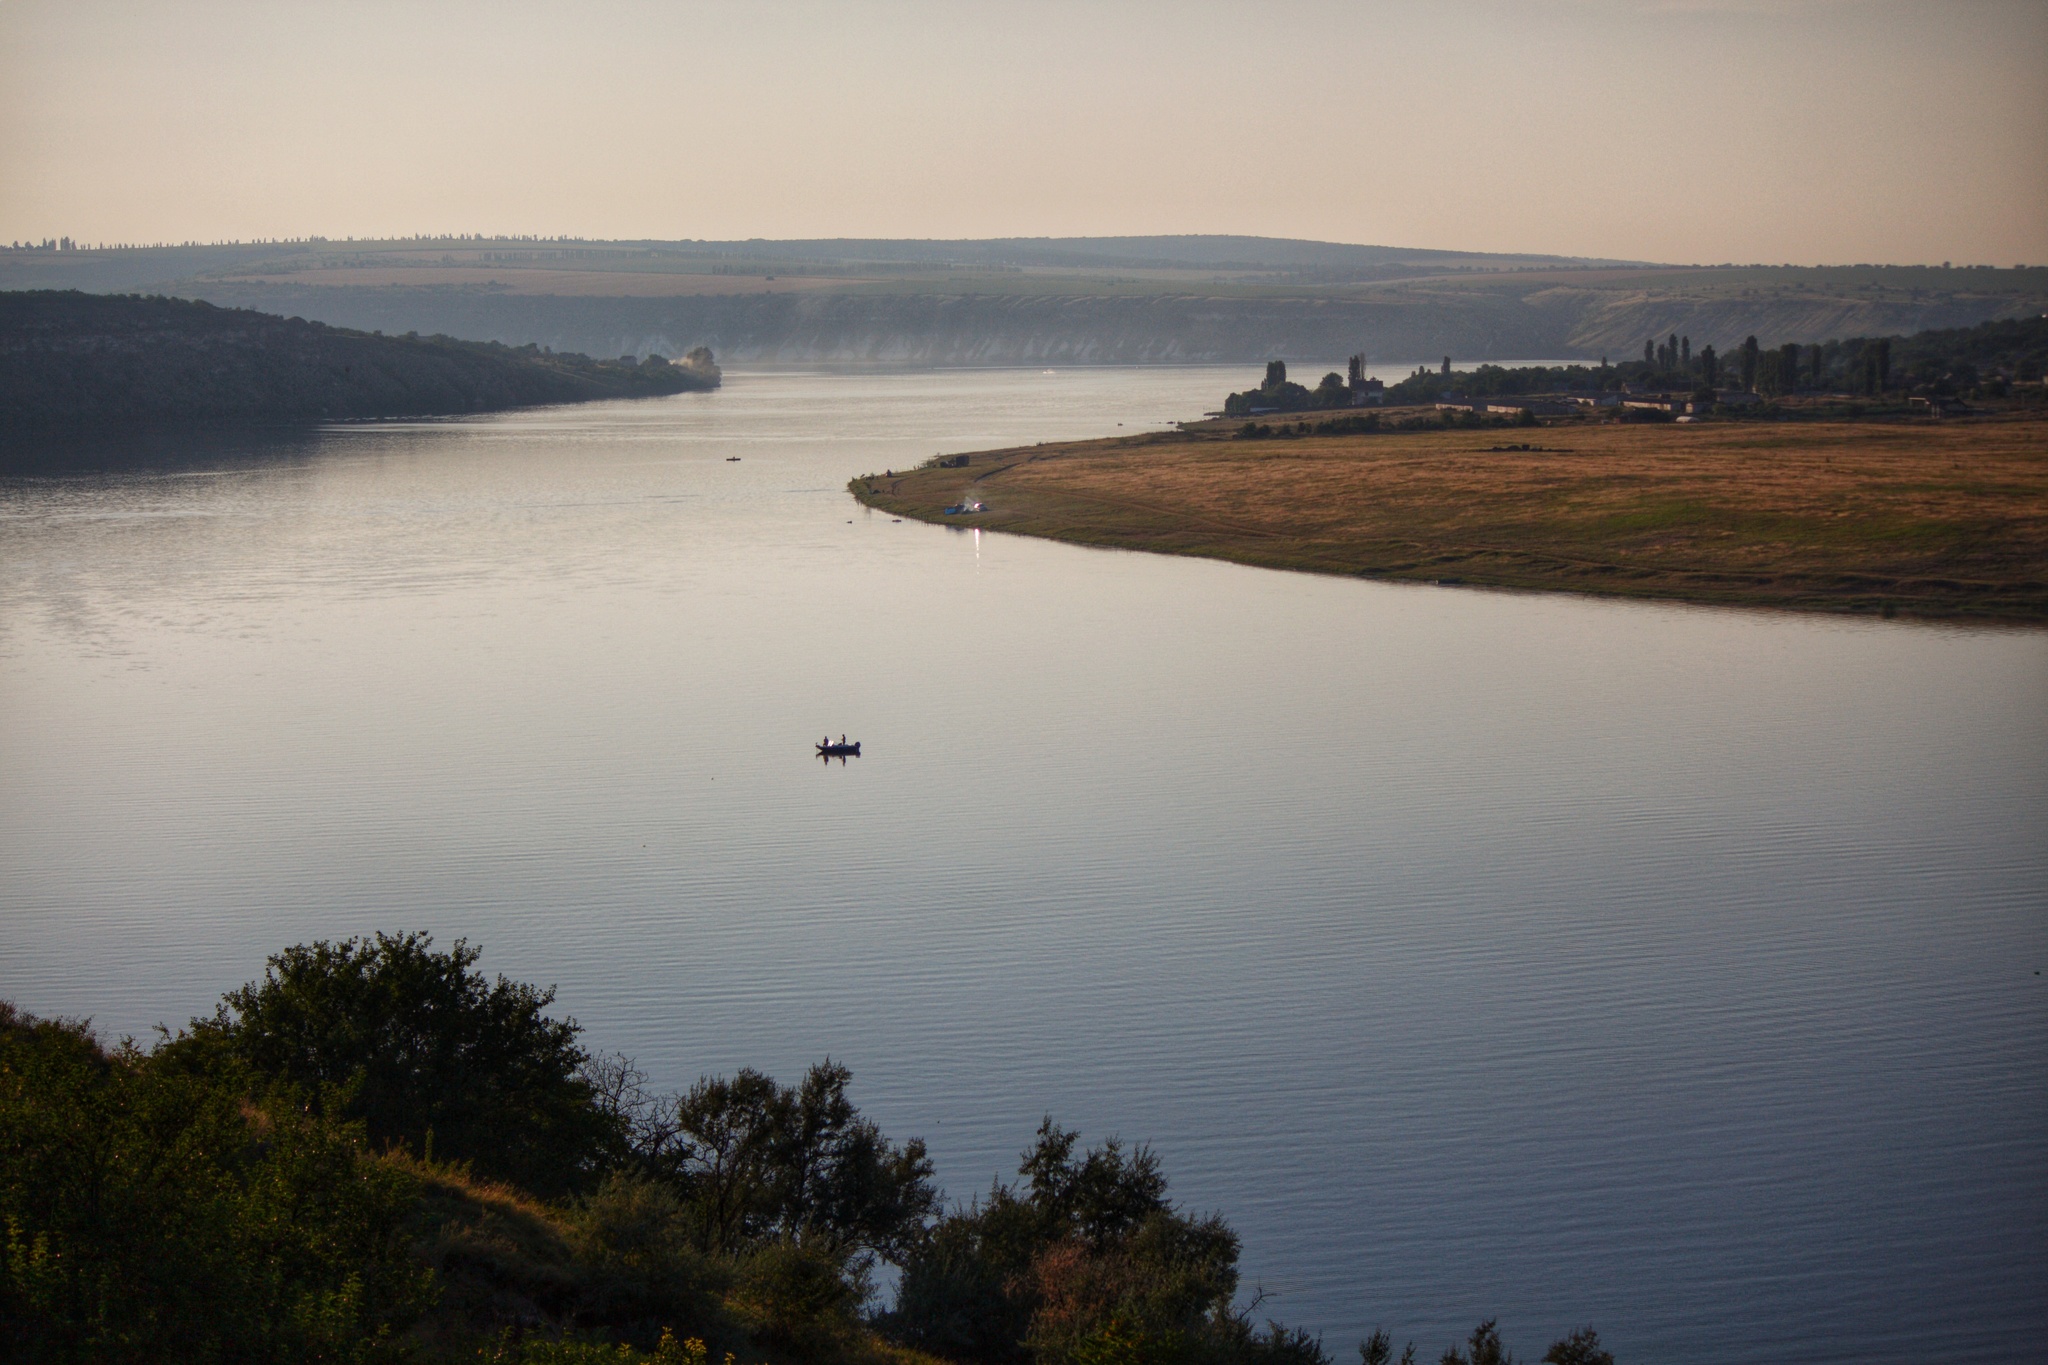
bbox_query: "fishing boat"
[816,741,861,756]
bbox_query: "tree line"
[1250,314,2048,411]
[0,291,720,433]
[1,932,1621,1365]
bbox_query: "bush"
[727,1241,865,1358]
[891,1121,1316,1365]
[0,1002,432,1364]
[174,932,623,1198]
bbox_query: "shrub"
[891,1121,1317,1365]
[175,932,623,1198]
[0,1002,432,1364]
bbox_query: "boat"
[816,741,861,756]
[942,501,984,515]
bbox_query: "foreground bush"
[172,932,624,1199]
[0,1003,432,1364]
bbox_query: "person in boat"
[838,734,847,746]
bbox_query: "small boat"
[942,501,984,515]
[816,741,861,756]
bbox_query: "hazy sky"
[2,0,2043,265]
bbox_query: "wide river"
[2,367,2043,1364]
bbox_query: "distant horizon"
[3,231,2039,273]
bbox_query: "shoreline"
[850,411,2048,623]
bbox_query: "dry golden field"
[852,413,2048,620]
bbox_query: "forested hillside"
[0,291,718,431]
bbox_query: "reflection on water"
[2,368,2044,1365]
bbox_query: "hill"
[6,236,2041,367]
[0,290,718,432]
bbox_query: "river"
[2,366,2043,1363]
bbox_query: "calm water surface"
[2,368,2044,1364]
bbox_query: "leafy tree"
[635,1060,939,1264]
[0,1001,431,1363]
[1223,362,1317,416]
[1540,1327,1613,1365]
[1699,345,1719,388]
[1739,336,1760,392]
[1436,1320,1510,1365]
[891,1121,1320,1365]
[174,932,621,1198]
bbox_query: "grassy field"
[851,413,2048,621]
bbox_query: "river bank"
[851,411,2048,621]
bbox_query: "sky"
[1,0,2044,266]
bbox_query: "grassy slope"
[395,1155,946,1365]
[851,415,2048,621]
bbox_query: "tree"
[1807,343,1824,389]
[0,1002,431,1363]
[1700,345,1719,388]
[176,932,620,1198]
[639,1061,939,1264]
[1224,362,1314,416]
[890,1121,1317,1365]
[1740,336,1760,392]
[1362,1330,1416,1365]
[1680,336,1691,370]
[1642,339,1654,367]
[1540,1327,1613,1365]
[1437,1320,1511,1365]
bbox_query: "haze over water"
[2,367,2043,1364]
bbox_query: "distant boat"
[726,456,741,461]
[817,741,861,756]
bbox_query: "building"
[1347,353,1385,405]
